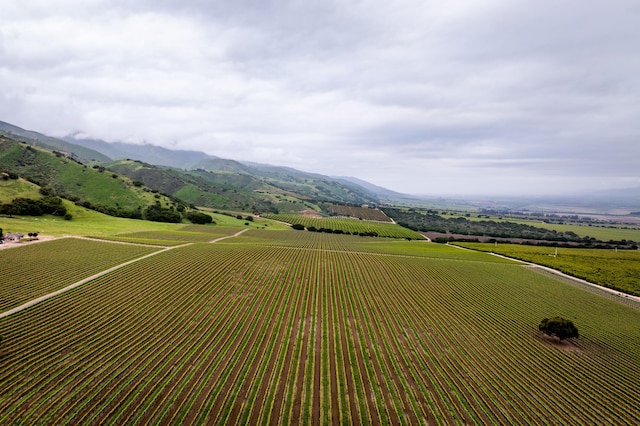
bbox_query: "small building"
[4,233,24,241]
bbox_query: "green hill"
[0,121,111,162]
[0,136,180,216]
[107,159,315,213]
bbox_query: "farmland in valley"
[1,229,639,424]
[327,204,393,222]
[261,213,423,239]
[454,242,640,296]
[0,238,161,311]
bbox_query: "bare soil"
[0,235,56,250]
[300,210,323,218]
[539,334,582,353]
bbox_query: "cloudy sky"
[1,0,639,196]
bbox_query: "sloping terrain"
[0,136,178,214]
[0,121,111,163]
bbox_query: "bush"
[186,211,213,224]
[539,317,579,341]
[144,205,182,223]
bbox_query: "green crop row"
[0,237,160,312]
[454,242,640,296]
[261,213,424,239]
[0,234,638,424]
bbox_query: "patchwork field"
[0,230,639,424]
[454,242,640,296]
[261,214,423,239]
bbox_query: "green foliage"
[539,317,579,341]
[0,138,178,218]
[291,223,305,230]
[185,211,213,224]
[0,196,67,217]
[143,205,182,223]
[455,242,640,296]
[386,207,612,243]
[262,214,423,239]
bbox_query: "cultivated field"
[327,205,393,222]
[454,242,640,296]
[0,230,639,424]
[261,214,422,239]
[0,237,160,311]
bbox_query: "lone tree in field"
[539,317,579,341]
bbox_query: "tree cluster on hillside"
[385,208,623,245]
[143,204,183,223]
[291,224,381,237]
[0,196,68,218]
[185,211,214,224]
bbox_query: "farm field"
[0,237,160,312]
[503,219,640,243]
[0,204,272,239]
[454,242,640,296]
[261,213,423,239]
[435,211,640,242]
[328,205,393,222]
[91,226,245,246]
[1,230,639,424]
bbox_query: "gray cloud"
[1,0,639,196]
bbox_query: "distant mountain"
[0,121,111,162]
[333,176,410,202]
[64,135,218,169]
[111,157,382,210]
[0,135,179,215]
[0,119,410,209]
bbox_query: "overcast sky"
[1,0,639,196]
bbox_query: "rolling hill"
[0,135,181,216]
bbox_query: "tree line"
[385,207,635,246]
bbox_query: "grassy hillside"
[0,121,111,162]
[0,177,42,202]
[107,159,329,214]
[0,137,178,213]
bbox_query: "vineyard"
[91,226,244,246]
[454,242,640,296]
[327,205,393,222]
[1,230,639,424]
[261,213,423,239]
[0,237,160,312]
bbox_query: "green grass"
[0,206,181,237]
[0,178,42,202]
[0,138,177,211]
[454,242,640,296]
[0,199,290,238]
[507,219,640,242]
[442,211,640,242]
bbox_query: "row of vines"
[0,232,639,424]
[262,214,423,239]
[0,238,160,312]
[453,242,640,296]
